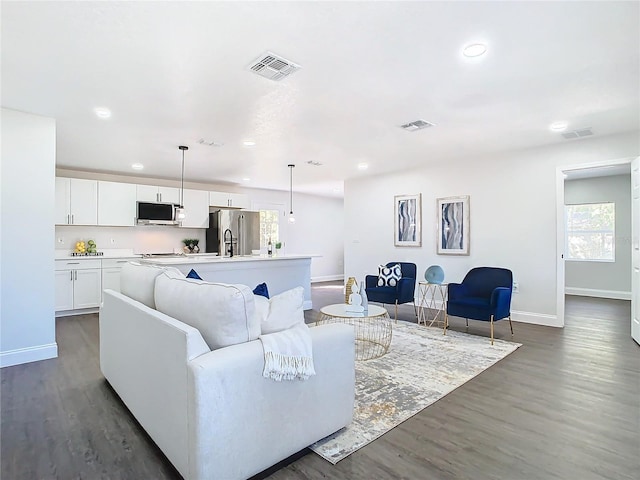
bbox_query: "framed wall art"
[394,194,422,247]
[437,195,470,255]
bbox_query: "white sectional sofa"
[100,263,355,480]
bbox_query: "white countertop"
[55,249,141,260]
[139,254,317,265]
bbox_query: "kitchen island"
[140,254,315,310]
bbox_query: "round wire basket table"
[316,304,392,361]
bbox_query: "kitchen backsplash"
[55,225,206,254]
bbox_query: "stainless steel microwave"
[136,202,179,225]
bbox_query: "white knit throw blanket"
[259,323,316,381]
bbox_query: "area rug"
[309,321,521,463]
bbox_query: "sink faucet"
[223,229,234,257]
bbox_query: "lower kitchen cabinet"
[101,258,134,300]
[55,259,102,314]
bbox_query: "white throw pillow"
[257,286,305,335]
[154,272,260,350]
[377,263,402,287]
[119,262,182,309]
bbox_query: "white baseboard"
[311,274,344,283]
[0,343,58,368]
[565,287,631,301]
[511,310,561,328]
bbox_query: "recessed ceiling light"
[131,163,144,170]
[462,43,487,58]
[242,177,251,182]
[357,162,369,171]
[94,107,111,119]
[549,121,568,132]
[243,141,256,147]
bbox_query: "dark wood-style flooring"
[1,285,638,480]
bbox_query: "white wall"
[1,109,57,367]
[54,170,344,282]
[344,131,639,327]
[564,175,631,298]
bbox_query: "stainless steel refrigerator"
[206,210,261,256]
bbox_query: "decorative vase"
[345,277,357,304]
[359,280,368,311]
[193,244,200,253]
[183,245,190,254]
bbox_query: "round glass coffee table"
[316,304,392,361]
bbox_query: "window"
[259,209,280,249]
[565,202,615,261]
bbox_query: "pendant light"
[175,145,188,221]
[287,164,296,224]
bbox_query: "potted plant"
[182,238,200,254]
[275,241,282,255]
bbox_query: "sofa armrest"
[187,323,355,480]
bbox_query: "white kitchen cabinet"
[209,191,250,209]
[181,189,210,228]
[55,177,98,225]
[55,259,102,313]
[98,181,137,226]
[101,258,133,301]
[136,185,180,204]
[55,270,74,311]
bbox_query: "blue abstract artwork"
[394,194,422,246]
[437,196,470,255]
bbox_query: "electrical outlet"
[513,281,519,293]
[110,238,115,244]
[57,237,64,244]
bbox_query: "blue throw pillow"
[253,282,270,298]
[186,269,202,280]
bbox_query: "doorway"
[556,158,634,330]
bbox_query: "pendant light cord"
[179,145,188,208]
[288,164,295,214]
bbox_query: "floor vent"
[248,51,301,81]
[400,119,435,131]
[562,127,593,139]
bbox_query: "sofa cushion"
[253,282,270,299]
[377,263,401,287]
[255,286,305,335]
[154,272,260,350]
[120,262,182,309]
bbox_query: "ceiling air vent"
[400,119,435,131]
[562,127,593,140]
[198,138,224,147]
[306,160,323,166]
[248,51,301,81]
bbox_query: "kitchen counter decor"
[182,238,200,254]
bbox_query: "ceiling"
[2,1,639,197]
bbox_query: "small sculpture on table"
[346,289,365,313]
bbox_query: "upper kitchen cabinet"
[98,181,137,226]
[136,185,180,204]
[180,189,210,228]
[209,191,250,209]
[55,177,98,225]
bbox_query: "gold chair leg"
[490,315,494,345]
[413,300,418,319]
[508,315,514,336]
[443,313,448,335]
[466,318,469,328]
[394,301,398,323]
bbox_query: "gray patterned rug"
[309,321,521,463]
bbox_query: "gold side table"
[417,282,448,327]
[316,304,392,361]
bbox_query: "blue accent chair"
[445,267,514,345]
[365,262,417,322]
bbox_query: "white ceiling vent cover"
[562,127,593,139]
[248,51,301,81]
[401,119,435,131]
